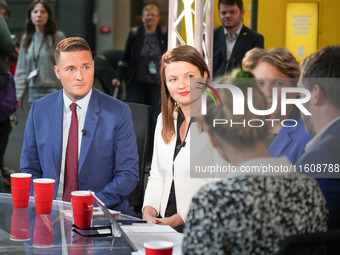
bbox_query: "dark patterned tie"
[63,102,79,202]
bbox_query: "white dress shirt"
[56,89,92,200]
[224,25,242,61]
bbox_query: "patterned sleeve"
[183,182,228,255]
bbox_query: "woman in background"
[15,0,65,105]
[112,4,167,162]
[242,47,312,164]
[142,45,223,232]
[183,71,327,254]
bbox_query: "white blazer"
[143,113,223,222]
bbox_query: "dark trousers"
[0,118,12,165]
[126,82,161,160]
[0,117,11,192]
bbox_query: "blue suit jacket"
[296,118,340,229]
[269,108,313,164]
[213,25,264,77]
[20,88,139,215]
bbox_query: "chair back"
[278,229,340,255]
[101,50,123,70]
[126,102,151,213]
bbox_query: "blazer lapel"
[270,128,294,157]
[270,109,301,157]
[78,89,100,171]
[51,91,64,178]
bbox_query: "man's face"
[219,4,244,30]
[297,78,316,135]
[54,50,94,102]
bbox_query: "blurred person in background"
[112,3,167,163]
[242,47,312,164]
[0,0,17,185]
[0,0,15,70]
[183,71,327,254]
[14,0,65,106]
[297,45,340,229]
[0,62,16,189]
[213,0,264,77]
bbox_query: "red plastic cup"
[33,178,55,214]
[10,173,32,208]
[71,191,94,229]
[33,214,54,249]
[144,241,174,255]
[10,207,31,241]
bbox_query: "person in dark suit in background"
[19,37,139,215]
[213,0,264,78]
[296,45,340,229]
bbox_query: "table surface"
[0,193,137,254]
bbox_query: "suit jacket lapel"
[229,25,247,61]
[219,27,227,64]
[78,89,100,171]
[51,91,64,178]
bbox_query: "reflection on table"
[0,193,135,254]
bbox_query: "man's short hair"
[218,0,243,10]
[55,37,92,64]
[300,45,340,110]
[0,0,11,17]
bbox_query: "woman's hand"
[142,206,158,221]
[152,213,184,228]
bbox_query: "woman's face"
[252,61,297,118]
[165,61,207,109]
[142,7,160,28]
[31,3,48,29]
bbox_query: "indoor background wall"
[257,0,340,50]
[317,0,340,47]
[6,0,340,55]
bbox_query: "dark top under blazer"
[116,25,168,88]
[213,25,264,78]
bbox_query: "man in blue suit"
[213,0,264,78]
[296,45,340,229]
[19,37,139,215]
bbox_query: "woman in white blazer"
[142,45,222,232]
